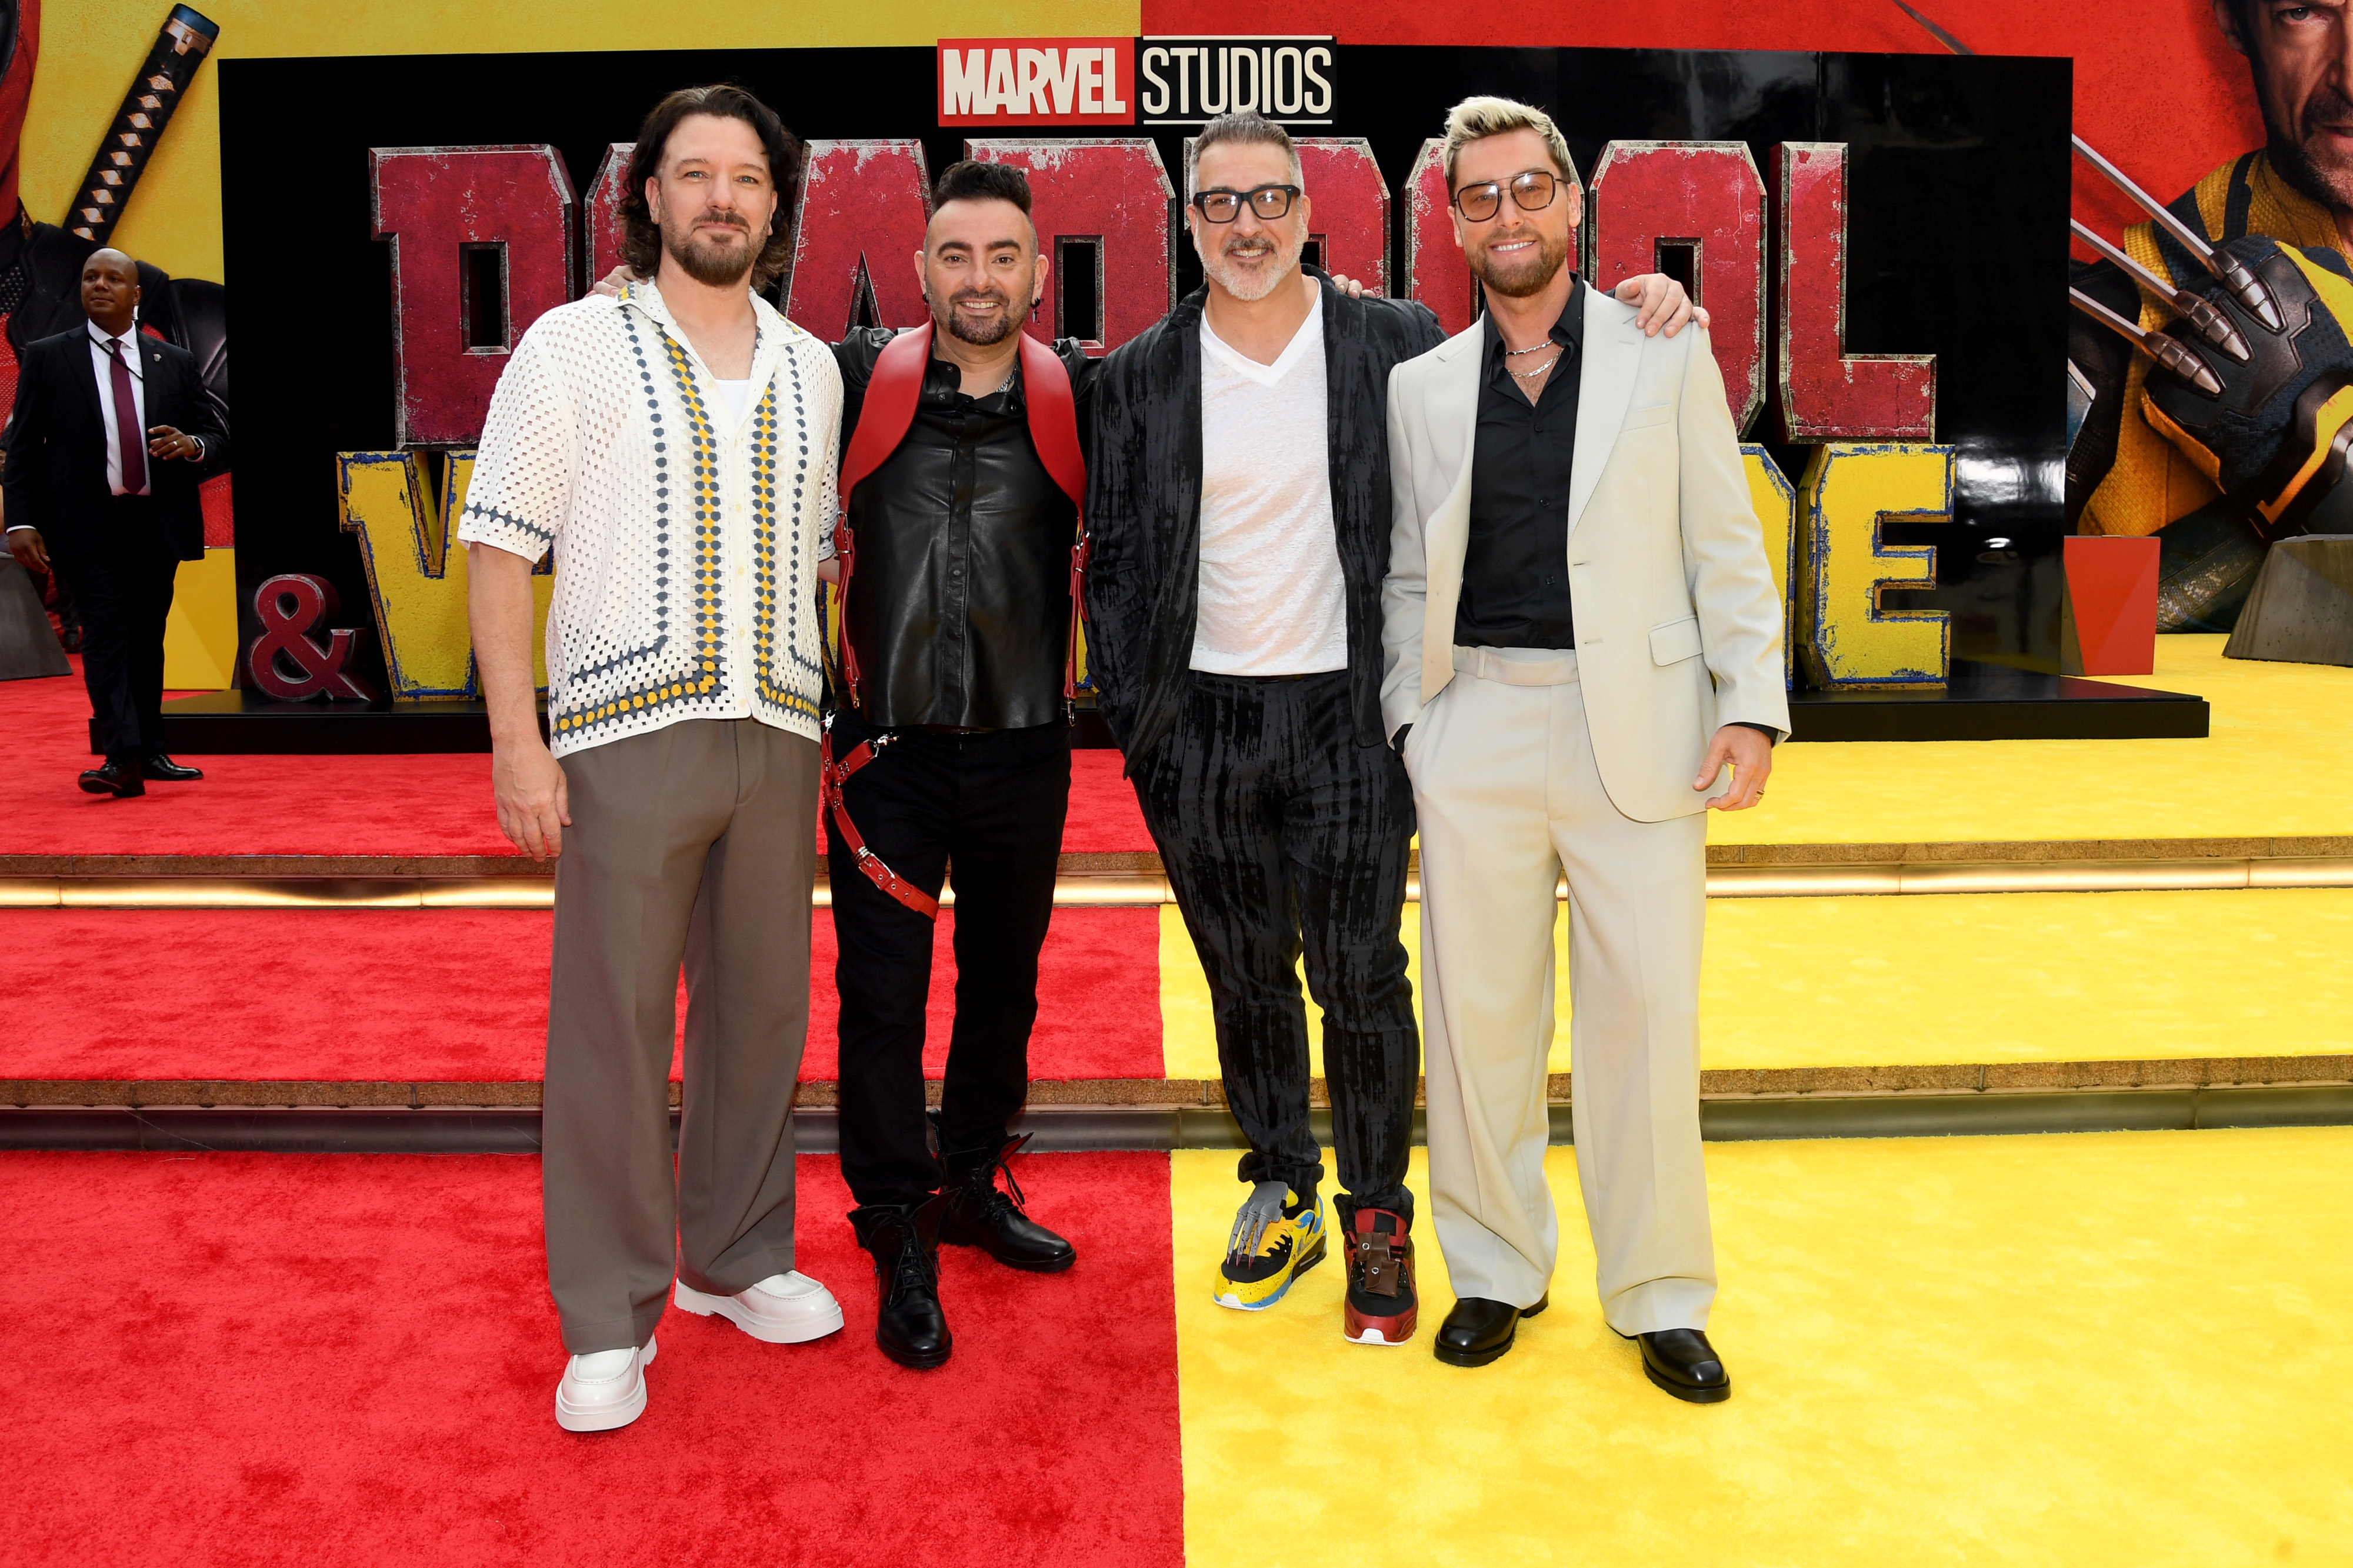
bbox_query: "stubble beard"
[1471,225,1572,300]
[1195,223,1303,303]
[2273,115,2353,218]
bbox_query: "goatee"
[937,288,1028,346]
[1195,226,1302,303]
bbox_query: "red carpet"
[0,667,1153,856]
[0,906,1162,1083]
[0,1150,1184,1566]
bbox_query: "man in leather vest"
[822,160,1092,1370]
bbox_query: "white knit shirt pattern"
[456,281,841,758]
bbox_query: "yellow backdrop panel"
[160,546,239,689]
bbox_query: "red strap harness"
[824,325,1089,920]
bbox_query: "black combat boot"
[848,1196,952,1369]
[937,1130,1076,1273]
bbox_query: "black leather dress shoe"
[142,753,203,782]
[1434,1293,1548,1367]
[849,1196,952,1369]
[1636,1328,1731,1403]
[938,1132,1075,1272]
[78,759,144,798]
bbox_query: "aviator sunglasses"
[1451,169,1562,222]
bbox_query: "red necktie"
[108,338,146,495]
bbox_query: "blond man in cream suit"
[1381,98,1788,1399]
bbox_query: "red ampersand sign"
[248,575,379,702]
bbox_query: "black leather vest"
[839,342,1079,730]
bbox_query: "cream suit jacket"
[1379,289,1790,822]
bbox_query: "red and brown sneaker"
[1342,1207,1417,1346]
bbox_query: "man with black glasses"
[1085,109,1704,1349]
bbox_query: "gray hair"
[1439,95,1581,191]
[1185,110,1304,199]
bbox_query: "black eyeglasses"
[1451,169,1561,222]
[1191,184,1300,223]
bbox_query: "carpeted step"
[0,906,1163,1087]
[0,666,1154,858]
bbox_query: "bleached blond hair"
[1439,96,1581,191]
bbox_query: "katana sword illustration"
[67,4,218,245]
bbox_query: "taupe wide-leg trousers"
[543,718,818,1355]
[1407,648,1716,1336]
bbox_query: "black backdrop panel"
[218,46,2069,691]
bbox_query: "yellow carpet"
[1172,1128,2353,1566]
[1159,887,2353,1077]
[1710,634,2353,846]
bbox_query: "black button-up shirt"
[1455,278,1585,650]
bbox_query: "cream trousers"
[1405,646,1716,1335]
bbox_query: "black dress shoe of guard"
[142,753,203,781]
[1434,1293,1548,1367]
[849,1197,952,1369]
[1637,1328,1731,1403]
[939,1132,1076,1273]
[78,759,144,798]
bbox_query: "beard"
[664,211,758,288]
[1469,223,1572,299]
[933,285,1029,346]
[1194,222,1303,303]
[2267,82,2353,216]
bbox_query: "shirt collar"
[922,344,1025,412]
[1482,274,1585,372]
[87,319,139,355]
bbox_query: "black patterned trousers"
[1134,669,1419,1220]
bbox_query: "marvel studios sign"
[1138,37,1335,126]
[937,39,1136,126]
[934,37,1336,128]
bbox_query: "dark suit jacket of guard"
[1082,271,1445,771]
[2,325,228,563]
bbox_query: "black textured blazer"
[2,325,227,562]
[1084,273,1445,769]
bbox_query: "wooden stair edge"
[7,1056,2348,1110]
[5,837,2351,881]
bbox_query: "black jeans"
[66,499,179,762]
[1134,670,1419,1221]
[828,709,1071,1207]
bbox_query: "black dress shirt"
[1455,278,1585,650]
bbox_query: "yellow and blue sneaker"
[1214,1187,1326,1311]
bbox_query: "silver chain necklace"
[1508,348,1563,380]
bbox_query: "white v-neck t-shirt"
[1191,305,1349,676]
[712,378,751,425]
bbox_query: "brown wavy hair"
[618,85,804,292]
